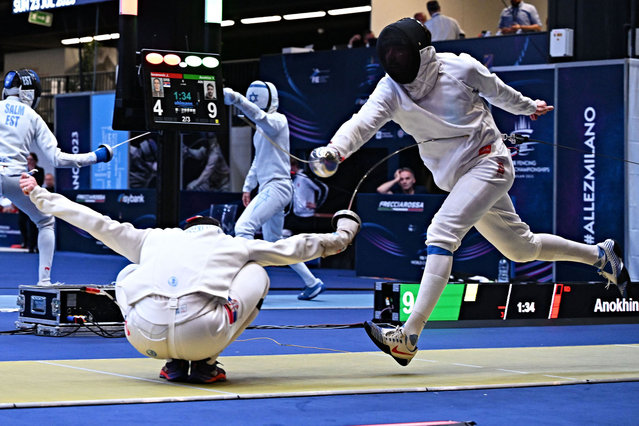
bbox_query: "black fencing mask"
[376,18,431,84]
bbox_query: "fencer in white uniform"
[311,18,630,366]
[0,69,112,285]
[224,81,327,300]
[20,172,361,383]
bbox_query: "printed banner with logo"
[90,92,129,189]
[56,189,156,254]
[356,194,503,281]
[555,64,625,281]
[491,68,556,282]
[55,92,129,190]
[55,94,91,191]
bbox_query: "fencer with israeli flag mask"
[224,81,327,300]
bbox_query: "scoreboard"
[141,49,226,131]
[374,281,638,324]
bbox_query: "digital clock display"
[142,49,226,131]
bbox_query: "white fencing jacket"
[330,46,537,191]
[28,187,354,309]
[0,97,97,175]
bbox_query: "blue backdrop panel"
[0,213,21,246]
[260,48,412,152]
[179,191,243,235]
[55,94,91,191]
[491,68,556,282]
[90,93,129,189]
[355,194,502,281]
[433,33,549,67]
[555,64,625,281]
[56,189,156,254]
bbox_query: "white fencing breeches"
[124,262,270,361]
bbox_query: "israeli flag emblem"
[168,276,178,287]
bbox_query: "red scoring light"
[145,52,163,65]
[164,54,181,66]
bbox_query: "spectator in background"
[377,167,426,195]
[290,158,328,218]
[129,136,158,189]
[43,173,55,192]
[425,1,465,41]
[348,30,377,48]
[18,152,44,252]
[182,133,230,192]
[414,12,427,26]
[498,0,542,34]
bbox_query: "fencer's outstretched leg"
[365,252,452,366]
[28,187,149,263]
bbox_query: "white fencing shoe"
[364,321,418,366]
[595,239,630,297]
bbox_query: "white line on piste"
[543,374,578,380]
[496,368,529,374]
[36,361,235,395]
[451,363,483,368]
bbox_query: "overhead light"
[93,34,113,41]
[221,20,235,27]
[283,11,326,21]
[110,33,120,39]
[79,36,94,43]
[327,6,372,16]
[61,38,80,45]
[119,0,138,16]
[241,15,282,24]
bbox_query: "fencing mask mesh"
[376,18,431,84]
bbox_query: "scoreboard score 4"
[141,49,226,131]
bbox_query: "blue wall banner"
[90,93,129,189]
[491,68,556,282]
[555,65,625,281]
[55,94,91,191]
[57,189,156,254]
[356,194,503,281]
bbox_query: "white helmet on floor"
[245,80,278,113]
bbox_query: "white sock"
[289,262,320,286]
[402,254,453,344]
[37,225,55,283]
[536,234,600,265]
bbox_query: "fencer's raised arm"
[247,210,361,265]
[328,81,395,160]
[21,174,149,263]
[223,85,286,136]
[460,54,537,116]
[32,115,113,167]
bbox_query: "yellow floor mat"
[1,344,638,408]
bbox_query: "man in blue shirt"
[498,0,542,34]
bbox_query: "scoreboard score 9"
[141,49,226,131]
